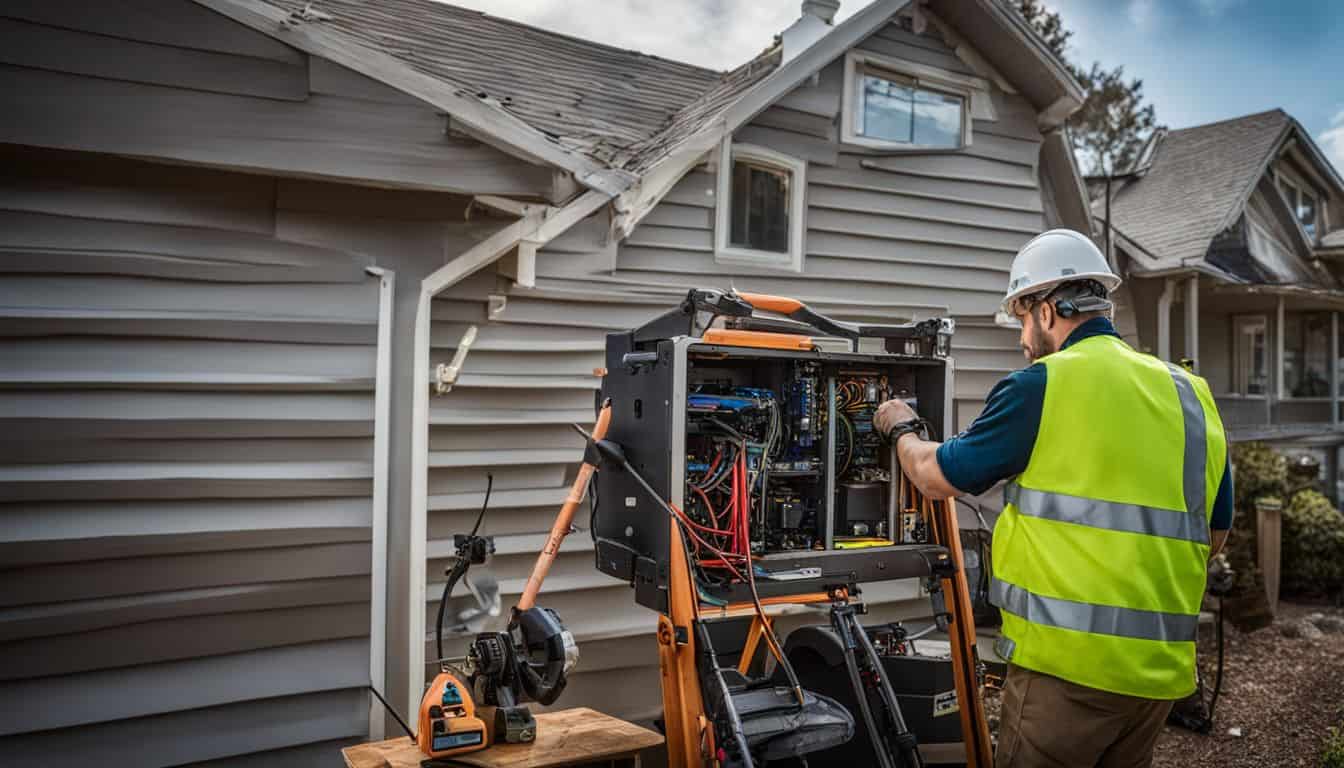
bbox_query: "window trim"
[713,139,807,272]
[1299,188,1319,241]
[839,50,988,151]
[1278,173,1321,243]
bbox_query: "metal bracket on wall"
[435,324,478,395]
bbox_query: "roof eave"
[929,0,1084,126]
[1286,117,1344,193]
[192,0,633,197]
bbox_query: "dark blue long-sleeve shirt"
[935,317,1234,530]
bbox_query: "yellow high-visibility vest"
[991,334,1226,699]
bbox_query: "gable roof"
[201,0,1084,198]
[1106,109,1294,269]
[262,0,767,170]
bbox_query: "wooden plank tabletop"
[343,708,663,768]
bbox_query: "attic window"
[1279,177,1321,242]
[841,51,985,150]
[714,140,806,271]
[857,70,963,148]
[1298,190,1319,241]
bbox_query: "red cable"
[684,486,734,536]
[738,450,750,557]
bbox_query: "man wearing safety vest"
[875,229,1233,767]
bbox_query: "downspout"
[406,191,611,718]
[365,266,394,740]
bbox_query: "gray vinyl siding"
[538,21,1043,430]
[425,21,1044,720]
[0,0,551,198]
[0,148,380,765]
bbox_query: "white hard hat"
[998,229,1120,325]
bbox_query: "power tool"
[416,669,488,759]
[433,475,582,747]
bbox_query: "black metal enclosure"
[593,328,954,613]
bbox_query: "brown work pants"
[995,664,1173,768]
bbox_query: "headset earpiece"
[1055,300,1077,318]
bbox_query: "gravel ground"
[982,601,1344,767]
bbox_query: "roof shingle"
[1107,109,1291,266]
[264,0,779,168]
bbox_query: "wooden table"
[342,708,664,768]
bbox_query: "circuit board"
[680,358,930,588]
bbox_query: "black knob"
[432,720,447,735]
[429,705,442,719]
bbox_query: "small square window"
[729,159,791,253]
[714,141,806,271]
[856,72,964,149]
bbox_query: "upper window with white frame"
[714,140,806,271]
[1278,175,1321,242]
[841,50,988,151]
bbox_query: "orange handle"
[736,291,803,315]
[516,402,613,612]
[701,328,812,350]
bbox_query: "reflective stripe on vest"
[1000,364,1210,545]
[1003,483,1209,545]
[990,578,1200,643]
[1167,363,1207,521]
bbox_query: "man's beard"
[1022,323,1057,362]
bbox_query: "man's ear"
[1037,300,1055,331]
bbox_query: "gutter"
[406,190,611,718]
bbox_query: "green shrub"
[1281,489,1344,598]
[1231,442,1286,510]
[1216,444,1281,628]
[1323,723,1344,768]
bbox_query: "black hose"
[851,611,924,768]
[1207,598,1226,720]
[435,475,493,664]
[834,606,895,768]
[368,685,417,742]
[435,558,470,664]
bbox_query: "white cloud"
[437,0,870,71]
[1126,0,1155,28]
[1319,108,1344,183]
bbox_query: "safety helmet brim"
[999,271,1123,316]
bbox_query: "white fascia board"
[972,0,1084,106]
[192,0,634,196]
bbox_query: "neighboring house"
[1096,109,1344,498]
[0,0,1089,764]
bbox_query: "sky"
[442,0,1344,176]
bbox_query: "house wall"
[0,145,383,766]
[0,1,550,197]
[0,2,550,763]
[425,19,1053,721]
